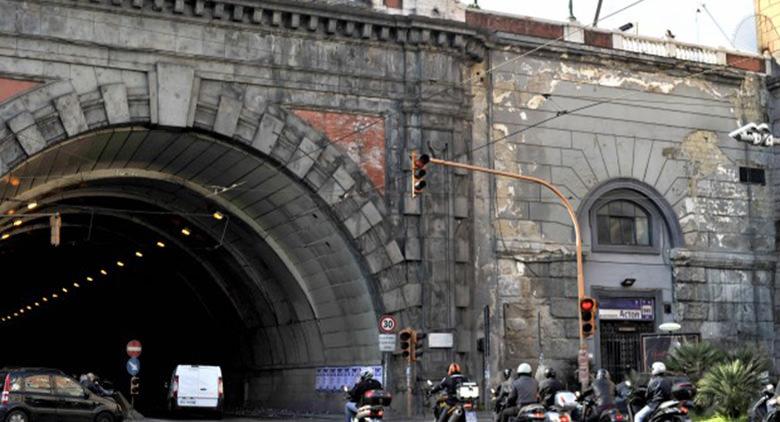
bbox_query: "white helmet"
[651,362,666,376]
[517,363,532,375]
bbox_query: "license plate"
[465,411,478,422]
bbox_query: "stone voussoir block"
[100,83,130,125]
[7,111,45,155]
[53,93,88,137]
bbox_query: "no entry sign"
[126,340,142,358]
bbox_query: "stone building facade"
[0,0,776,413]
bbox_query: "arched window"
[595,200,651,246]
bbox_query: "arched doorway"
[579,179,684,379]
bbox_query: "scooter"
[576,392,624,422]
[545,391,578,422]
[749,385,776,422]
[616,381,693,422]
[343,385,392,421]
[511,402,547,422]
[427,380,480,422]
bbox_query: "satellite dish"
[659,322,681,332]
[732,14,771,53]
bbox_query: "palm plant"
[665,341,726,382]
[695,359,764,421]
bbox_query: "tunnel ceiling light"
[86,276,93,282]
[156,241,165,248]
[12,219,22,227]
[1,234,9,240]
[13,313,17,317]
[100,269,107,276]
[1,318,4,322]
[26,202,37,210]
[42,297,48,302]
[73,282,80,288]
[61,287,68,293]
[19,309,24,314]
[181,228,191,236]
[52,293,58,299]
[25,306,31,310]
[135,251,143,258]
[6,209,14,215]
[34,302,39,307]
[213,211,224,220]
[116,261,125,267]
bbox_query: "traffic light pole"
[424,157,588,346]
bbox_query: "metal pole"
[592,0,604,26]
[406,363,412,419]
[427,157,587,346]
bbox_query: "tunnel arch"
[0,74,404,410]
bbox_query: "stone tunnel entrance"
[0,126,384,414]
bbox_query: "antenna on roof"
[592,0,603,27]
[568,0,576,22]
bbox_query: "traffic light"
[414,331,426,361]
[411,153,430,197]
[399,328,415,363]
[580,297,598,339]
[130,376,140,396]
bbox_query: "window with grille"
[596,200,651,246]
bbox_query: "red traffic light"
[580,299,594,312]
[414,154,430,169]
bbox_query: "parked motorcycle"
[427,380,480,422]
[749,384,775,422]
[343,385,392,422]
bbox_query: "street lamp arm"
[427,157,586,344]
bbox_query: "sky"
[474,0,759,53]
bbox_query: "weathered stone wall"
[477,41,777,381]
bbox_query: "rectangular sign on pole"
[378,334,396,352]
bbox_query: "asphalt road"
[141,413,495,421]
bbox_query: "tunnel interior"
[0,127,381,413]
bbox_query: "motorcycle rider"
[539,367,565,408]
[582,369,616,422]
[494,369,514,413]
[80,373,113,397]
[430,363,469,422]
[345,370,382,422]
[500,363,540,422]
[635,362,672,422]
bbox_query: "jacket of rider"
[348,379,382,403]
[589,378,616,407]
[431,374,468,405]
[539,378,565,408]
[645,375,672,411]
[507,375,539,407]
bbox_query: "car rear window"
[24,375,52,394]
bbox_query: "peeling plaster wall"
[482,48,777,379]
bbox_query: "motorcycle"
[749,385,776,422]
[575,391,624,422]
[427,380,480,422]
[510,402,547,422]
[343,385,392,422]
[616,381,694,422]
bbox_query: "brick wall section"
[0,78,39,103]
[292,109,386,193]
[727,53,766,73]
[466,10,563,40]
[584,30,613,49]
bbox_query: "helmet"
[502,369,512,380]
[448,363,461,376]
[517,363,532,376]
[360,370,373,381]
[544,368,556,379]
[86,373,96,382]
[596,369,610,381]
[651,362,666,376]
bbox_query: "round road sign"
[378,315,397,334]
[126,340,142,358]
[126,358,140,376]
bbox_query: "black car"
[0,368,122,422]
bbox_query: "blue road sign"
[126,358,140,376]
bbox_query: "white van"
[167,365,223,416]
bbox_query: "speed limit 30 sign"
[378,314,397,334]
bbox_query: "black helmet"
[544,368,556,379]
[502,369,512,380]
[596,369,610,381]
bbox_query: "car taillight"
[680,406,688,415]
[218,377,223,399]
[364,390,375,398]
[372,409,384,417]
[2,374,11,404]
[559,415,571,422]
[534,412,545,419]
[616,412,624,421]
[464,403,473,410]
[172,376,179,399]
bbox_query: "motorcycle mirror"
[342,385,349,393]
[625,381,632,387]
[766,384,775,393]
[490,388,496,394]
[575,391,581,398]
[426,380,433,387]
